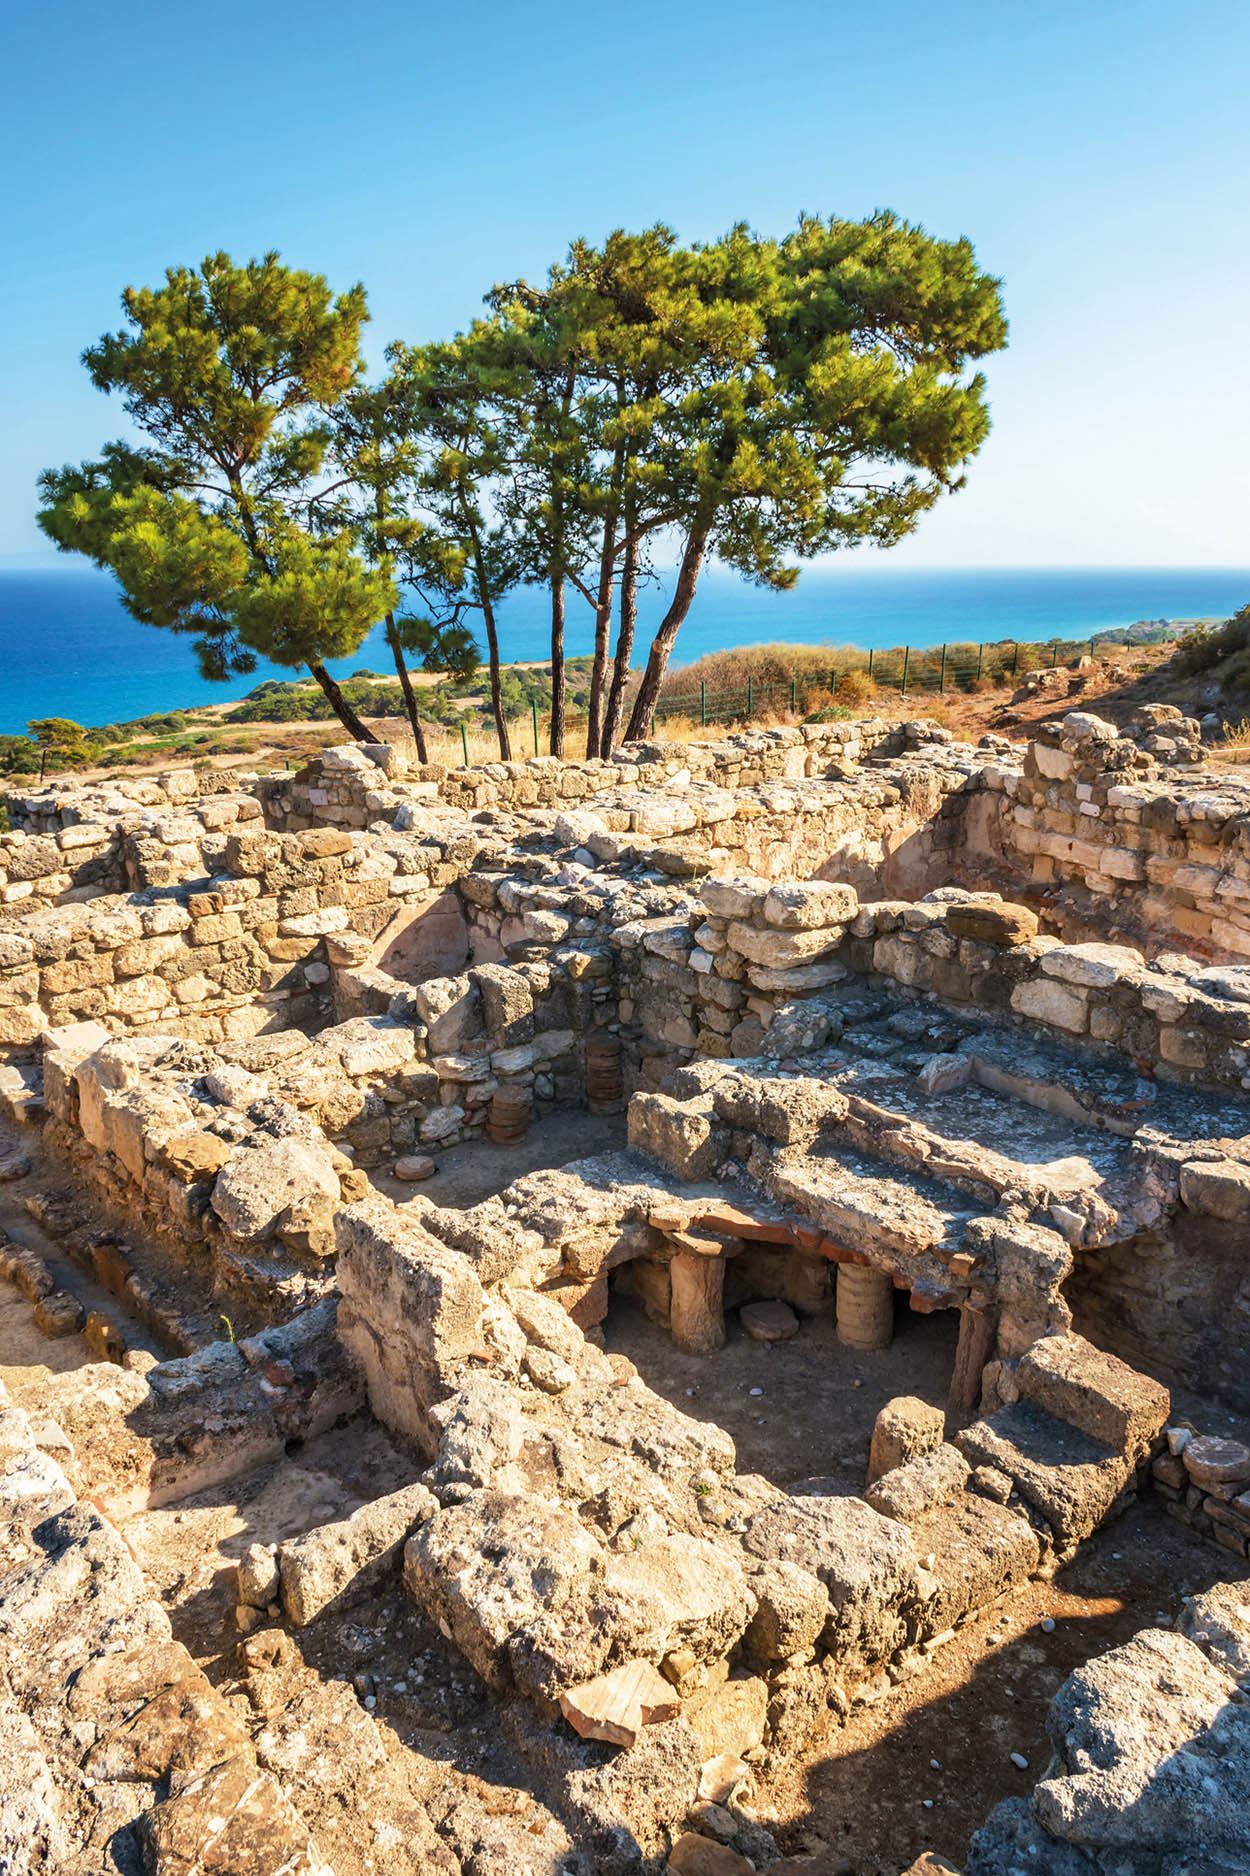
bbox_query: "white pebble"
[749,1387,764,1397]
[1040,1616,1055,1633]
[922,1798,934,1809]
[1010,1752,1029,1770]
[929,1759,941,1770]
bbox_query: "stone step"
[956,1400,1132,1550]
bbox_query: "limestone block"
[867,1442,970,1521]
[1177,1582,1250,1684]
[742,1559,830,1663]
[1015,1333,1169,1457]
[1179,1157,1250,1220]
[279,1481,438,1625]
[628,1092,726,1180]
[867,1396,946,1485]
[761,881,859,929]
[403,1490,603,1690]
[727,920,843,967]
[1039,942,1144,988]
[211,1136,340,1240]
[139,1752,333,1876]
[945,901,1039,946]
[1034,1629,1250,1853]
[1010,976,1089,1034]
[603,1532,755,1664]
[740,1493,920,1670]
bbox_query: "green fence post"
[459,720,469,765]
[939,643,948,693]
[901,646,910,697]
[747,675,753,720]
[532,698,539,755]
[651,710,656,736]
[701,679,707,727]
[868,648,875,679]
[977,642,985,682]
[1011,641,1019,675]
[790,671,797,714]
[1052,640,1059,669]
[831,668,837,697]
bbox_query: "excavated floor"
[603,1293,959,1493]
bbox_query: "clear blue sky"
[3,0,1247,567]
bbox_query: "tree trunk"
[549,572,566,757]
[384,614,428,763]
[584,437,626,757]
[600,524,639,757]
[307,661,374,743]
[623,526,709,742]
[465,515,512,761]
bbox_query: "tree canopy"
[38,220,1007,755]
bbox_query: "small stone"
[394,1154,437,1182]
[740,1299,800,1343]
[1040,1616,1056,1633]
[1010,1751,1029,1770]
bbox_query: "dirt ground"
[603,1291,959,1490]
[369,1107,628,1211]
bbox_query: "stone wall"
[969,707,1250,962]
[255,718,915,831]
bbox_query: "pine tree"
[37,253,394,742]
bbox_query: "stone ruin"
[0,703,1248,1873]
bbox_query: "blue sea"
[1,562,1248,737]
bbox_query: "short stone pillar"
[867,1395,946,1485]
[669,1251,726,1355]
[836,1263,894,1350]
[487,1084,529,1146]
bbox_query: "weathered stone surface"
[279,1480,437,1625]
[867,1441,970,1521]
[335,1198,485,1447]
[742,1557,830,1664]
[211,1135,340,1240]
[1177,1581,1250,1684]
[1016,1333,1169,1457]
[687,1674,768,1760]
[1179,1157,1250,1221]
[868,1395,946,1485]
[629,1093,726,1180]
[403,1491,603,1690]
[945,901,1039,946]
[1034,1628,1250,1853]
[956,1403,1130,1549]
[740,1493,919,1670]
[667,1831,756,1875]
[140,1751,334,1874]
[602,1533,755,1665]
[761,881,858,929]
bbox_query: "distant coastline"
[2,562,1248,738]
